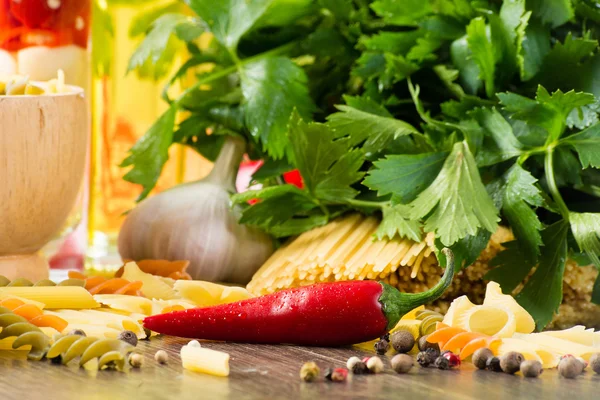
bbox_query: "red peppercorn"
[442,352,461,368]
[330,368,348,382]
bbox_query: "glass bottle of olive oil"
[88,0,209,270]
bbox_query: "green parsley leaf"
[471,107,524,166]
[173,114,223,161]
[251,159,294,183]
[380,53,419,87]
[375,204,422,242]
[517,18,550,81]
[515,220,569,330]
[370,0,432,26]
[232,185,322,237]
[318,0,353,22]
[409,141,499,246]
[561,121,600,168]
[326,104,419,155]
[436,229,491,271]
[122,106,177,201]
[359,31,423,54]
[240,57,315,160]
[433,65,465,99]
[127,14,202,80]
[502,164,544,261]
[569,212,600,267]
[363,152,448,203]
[186,0,273,50]
[567,101,600,130]
[288,115,364,202]
[450,35,482,96]
[466,17,497,98]
[527,0,574,28]
[485,241,535,293]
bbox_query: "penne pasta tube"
[0,287,99,309]
[180,344,230,377]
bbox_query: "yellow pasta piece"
[151,299,197,315]
[59,323,123,339]
[0,294,45,310]
[442,295,476,327]
[483,281,535,334]
[175,281,252,307]
[401,305,424,321]
[46,309,145,339]
[456,305,516,338]
[539,326,600,347]
[498,338,560,368]
[180,344,230,376]
[121,262,179,300]
[0,287,99,309]
[94,295,154,315]
[513,332,600,360]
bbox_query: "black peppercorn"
[390,330,415,354]
[351,361,369,374]
[67,329,86,337]
[559,356,583,379]
[418,335,440,352]
[520,360,543,378]
[486,357,502,372]
[500,352,524,374]
[434,356,450,370]
[391,354,413,373]
[374,338,390,355]
[590,353,600,374]
[416,348,439,368]
[472,348,493,370]
[324,368,333,381]
[118,330,138,347]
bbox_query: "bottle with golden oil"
[88,0,210,271]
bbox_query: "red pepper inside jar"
[0,0,90,86]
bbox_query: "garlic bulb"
[118,136,274,284]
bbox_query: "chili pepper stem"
[379,248,455,330]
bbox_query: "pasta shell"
[442,295,476,327]
[456,304,517,338]
[483,281,535,334]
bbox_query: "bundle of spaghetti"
[0,276,85,288]
[0,298,67,332]
[68,271,143,296]
[247,213,438,296]
[427,322,500,360]
[115,260,192,280]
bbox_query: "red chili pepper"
[144,249,455,346]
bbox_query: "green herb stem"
[544,146,570,219]
[343,199,387,209]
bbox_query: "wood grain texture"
[0,336,598,400]
[0,91,87,280]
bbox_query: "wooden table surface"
[1,336,598,400]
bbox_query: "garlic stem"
[204,136,246,191]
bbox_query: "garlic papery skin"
[118,136,274,284]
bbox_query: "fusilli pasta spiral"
[47,334,135,369]
[0,306,49,360]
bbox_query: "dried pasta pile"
[247,214,600,328]
[0,70,71,95]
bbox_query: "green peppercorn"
[520,360,542,378]
[418,335,440,352]
[154,350,168,364]
[118,330,138,347]
[391,354,413,374]
[472,348,493,370]
[67,329,86,337]
[486,357,502,372]
[390,330,415,354]
[590,353,600,374]
[300,362,320,382]
[500,352,524,374]
[559,356,583,379]
[434,356,450,370]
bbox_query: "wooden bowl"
[0,87,87,281]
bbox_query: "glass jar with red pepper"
[0,0,90,87]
